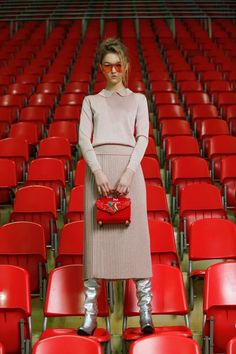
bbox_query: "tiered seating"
[1,10,236,354]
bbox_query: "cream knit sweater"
[79,88,149,173]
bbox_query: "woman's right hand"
[93,169,111,196]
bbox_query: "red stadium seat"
[74,159,86,187]
[0,221,47,298]
[148,219,179,267]
[198,118,230,156]
[122,264,192,351]
[188,219,236,309]
[171,156,212,219]
[141,156,162,186]
[37,137,73,184]
[220,156,236,209]
[56,220,84,266]
[146,185,170,222]
[207,135,236,180]
[203,262,236,354]
[32,335,102,354]
[40,264,111,352]
[9,121,39,155]
[0,137,29,182]
[0,265,31,354]
[164,136,200,188]
[0,158,17,205]
[59,93,84,106]
[66,185,84,222]
[54,105,81,122]
[129,335,200,354]
[10,185,58,247]
[226,105,236,135]
[179,183,227,259]
[25,158,66,212]
[191,104,219,135]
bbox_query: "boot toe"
[141,323,155,334]
[77,328,90,336]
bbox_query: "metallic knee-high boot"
[77,278,100,336]
[135,278,154,334]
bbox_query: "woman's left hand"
[115,168,135,195]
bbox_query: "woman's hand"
[94,169,111,196]
[115,168,135,195]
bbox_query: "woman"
[78,38,154,336]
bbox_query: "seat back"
[74,159,86,186]
[208,135,236,179]
[0,265,31,353]
[203,262,236,353]
[32,335,102,354]
[26,158,66,209]
[27,158,65,185]
[66,185,84,222]
[0,166,17,203]
[227,337,236,354]
[124,263,188,316]
[200,119,229,155]
[141,156,162,186]
[144,136,158,160]
[59,93,84,106]
[165,136,200,162]
[172,156,211,183]
[129,334,200,354]
[56,221,84,266]
[157,104,186,124]
[180,183,225,214]
[38,136,71,160]
[44,264,109,317]
[217,92,236,116]
[0,221,46,294]
[48,121,78,145]
[160,119,192,142]
[180,183,227,239]
[0,137,29,181]
[10,121,39,145]
[148,219,179,267]
[0,158,17,187]
[10,185,57,245]
[54,105,81,121]
[220,156,236,207]
[146,185,170,222]
[189,219,236,261]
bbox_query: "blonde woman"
[78,38,153,336]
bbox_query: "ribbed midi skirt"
[83,144,152,280]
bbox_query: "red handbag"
[96,190,131,226]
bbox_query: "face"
[100,52,126,86]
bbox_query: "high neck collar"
[98,88,133,97]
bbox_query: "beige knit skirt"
[83,144,152,280]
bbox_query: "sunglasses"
[101,63,123,73]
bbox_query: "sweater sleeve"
[126,94,149,172]
[79,96,102,173]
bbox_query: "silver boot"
[77,278,100,336]
[135,278,154,334]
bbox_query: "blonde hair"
[97,38,130,86]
